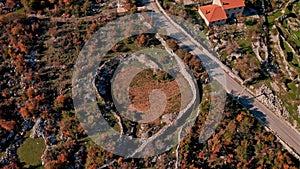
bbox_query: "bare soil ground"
[129,69,181,115]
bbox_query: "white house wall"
[199,0,245,26]
[212,0,222,6]
[198,9,210,26]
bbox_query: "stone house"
[198,4,227,26]
[199,0,245,26]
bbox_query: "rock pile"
[256,85,289,119]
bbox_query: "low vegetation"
[0,0,299,168]
[17,135,45,168]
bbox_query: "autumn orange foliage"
[0,120,16,130]
[20,107,31,119]
[236,114,243,122]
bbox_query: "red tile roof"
[220,0,245,10]
[199,4,227,22]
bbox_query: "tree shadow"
[179,45,196,52]
[230,91,269,126]
[242,7,262,17]
[21,162,43,169]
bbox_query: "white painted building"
[213,0,245,18]
[199,0,245,26]
[198,4,227,26]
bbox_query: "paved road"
[143,0,300,157]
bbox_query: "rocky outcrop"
[298,105,300,118]
[30,118,44,139]
[31,118,56,146]
[256,85,289,119]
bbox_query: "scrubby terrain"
[0,0,299,168]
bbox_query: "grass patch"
[1,7,25,16]
[278,25,300,47]
[0,151,5,159]
[279,81,300,128]
[286,31,300,47]
[245,18,258,26]
[14,8,25,15]
[236,38,254,55]
[267,11,282,24]
[17,133,45,169]
[293,30,300,40]
[282,41,300,70]
[106,42,164,59]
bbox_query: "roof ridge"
[209,5,220,21]
[219,0,245,9]
[199,4,227,22]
